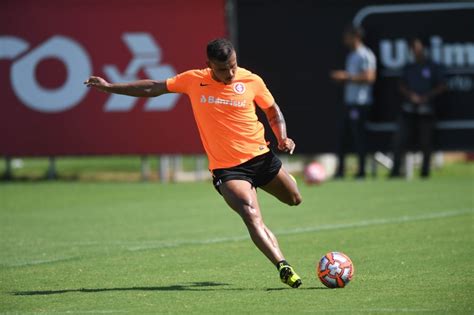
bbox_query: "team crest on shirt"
[233,82,246,95]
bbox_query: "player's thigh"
[219,180,262,220]
[261,167,302,206]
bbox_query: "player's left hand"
[278,138,296,155]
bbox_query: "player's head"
[410,38,425,62]
[343,26,364,50]
[206,38,237,85]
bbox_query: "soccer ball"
[304,162,326,184]
[317,251,354,288]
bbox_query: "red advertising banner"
[0,0,226,155]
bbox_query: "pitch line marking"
[126,208,473,251]
[2,208,471,266]
[1,256,80,268]
[301,308,434,313]
[0,311,128,314]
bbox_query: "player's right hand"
[278,137,296,155]
[84,76,110,91]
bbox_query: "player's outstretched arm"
[261,103,296,155]
[83,76,169,97]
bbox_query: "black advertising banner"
[356,2,474,150]
[237,1,474,153]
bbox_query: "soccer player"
[84,38,303,288]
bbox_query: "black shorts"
[212,151,282,194]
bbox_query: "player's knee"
[239,201,262,226]
[287,192,302,206]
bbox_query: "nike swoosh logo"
[200,83,210,86]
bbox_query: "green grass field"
[0,163,473,314]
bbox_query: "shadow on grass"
[12,282,329,296]
[12,281,230,296]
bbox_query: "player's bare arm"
[330,69,376,83]
[84,76,169,97]
[261,103,296,154]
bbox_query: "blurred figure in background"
[390,38,446,178]
[331,26,376,179]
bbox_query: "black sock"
[276,260,290,270]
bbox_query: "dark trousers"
[391,112,435,177]
[336,105,370,177]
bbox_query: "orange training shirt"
[166,67,275,171]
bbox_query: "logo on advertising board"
[353,2,474,128]
[0,0,226,156]
[0,33,179,113]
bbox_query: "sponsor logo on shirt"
[200,95,246,108]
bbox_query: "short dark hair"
[207,38,234,62]
[344,25,365,39]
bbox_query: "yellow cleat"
[278,263,302,288]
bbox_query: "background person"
[331,26,376,179]
[390,38,446,178]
